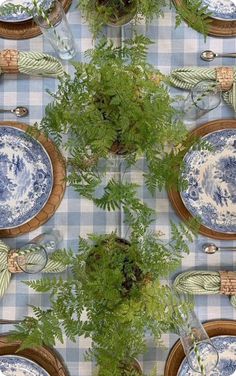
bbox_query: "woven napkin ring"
[7,250,23,273]
[0,49,19,74]
[215,67,234,92]
[219,271,236,295]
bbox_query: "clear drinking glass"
[181,80,221,122]
[177,310,219,374]
[16,229,62,273]
[26,229,62,254]
[33,0,76,60]
[16,244,48,274]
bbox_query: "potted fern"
[78,0,210,37]
[11,222,194,375]
[39,35,193,219]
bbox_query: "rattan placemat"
[0,0,72,40]
[172,0,236,37]
[0,334,69,376]
[0,121,66,238]
[164,320,236,376]
[168,119,236,240]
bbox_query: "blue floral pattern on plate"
[0,355,49,376]
[0,0,52,23]
[202,0,236,20]
[0,126,53,229]
[177,335,236,376]
[181,129,236,233]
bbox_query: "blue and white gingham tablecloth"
[1,3,236,375]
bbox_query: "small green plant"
[78,0,211,37]
[38,35,192,220]
[11,221,195,375]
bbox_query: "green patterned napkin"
[173,270,236,308]
[19,51,66,78]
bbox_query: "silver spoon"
[0,319,21,324]
[0,106,29,117]
[200,50,236,62]
[202,243,236,254]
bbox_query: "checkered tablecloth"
[1,2,236,375]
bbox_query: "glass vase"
[33,0,76,60]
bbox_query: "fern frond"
[175,0,212,37]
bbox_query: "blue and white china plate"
[0,355,50,376]
[202,0,236,21]
[0,126,53,229]
[0,0,52,23]
[177,335,236,376]
[181,129,236,234]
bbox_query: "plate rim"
[0,354,50,375]
[168,119,236,240]
[172,0,236,37]
[0,0,71,40]
[0,0,52,23]
[0,121,66,238]
[0,334,69,376]
[164,319,236,376]
[0,125,54,229]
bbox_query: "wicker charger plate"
[0,121,66,238]
[0,334,68,376]
[164,319,236,376]
[172,0,236,37]
[168,119,236,240]
[0,0,72,40]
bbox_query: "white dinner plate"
[0,355,50,376]
[0,126,53,229]
[177,335,236,376]
[181,128,236,234]
[202,0,236,21]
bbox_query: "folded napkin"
[0,49,65,78]
[173,270,236,308]
[0,240,67,298]
[169,66,236,111]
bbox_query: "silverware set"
[1,49,235,119]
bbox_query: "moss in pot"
[10,224,195,376]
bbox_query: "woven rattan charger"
[164,320,236,376]
[168,119,236,240]
[0,121,66,238]
[0,0,72,39]
[172,0,236,37]
[0,334,69,376]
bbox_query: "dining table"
[1,2,236,376]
